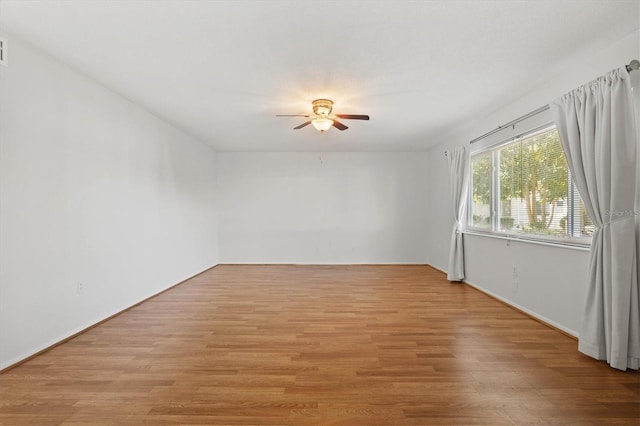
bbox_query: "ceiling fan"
[277,99,370,132]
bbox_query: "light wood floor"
[1,265,638,425]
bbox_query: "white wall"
[427,29,640,335]
[0,36,219,369]
[218,152,429,264]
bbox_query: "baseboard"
[2,263,578,373]
[463,280,578,338]
[427,264,579,339]
[218,262,430,265]
[0,264,219,374]
[427,263,448,275]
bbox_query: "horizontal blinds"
[501,126,568,237]
[469,124,592,242]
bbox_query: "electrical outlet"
[512,265,518,277]
[77,282,84,294]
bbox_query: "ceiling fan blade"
[294,121,312,130]
[334,114,370,120]
[276,114,311,117]
[332,120,348,131]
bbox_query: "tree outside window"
[469,125,592,242]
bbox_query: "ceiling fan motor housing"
[312,99,333,116]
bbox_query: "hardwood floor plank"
[1,265,638,425]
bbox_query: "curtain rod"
[469,105,550,144]
[470,59,640,145]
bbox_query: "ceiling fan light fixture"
[312,117,333,132]
[277,98,368,132]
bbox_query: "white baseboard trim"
[427,264,578,338]
[463,279,579,338]
[0,263,218,372]
[428,264,448,274]
[218,262,430,265]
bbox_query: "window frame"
[466,122,592,248]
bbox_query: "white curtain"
[447,146,468,281]
[553,67,639,371]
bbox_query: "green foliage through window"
[469,125,592,242]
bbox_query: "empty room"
[1,0,639,424]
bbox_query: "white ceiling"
[1,0,638,152]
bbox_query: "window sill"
[463,230,591,252]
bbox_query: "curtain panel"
[446,146,468,281]
[553,67,639,371]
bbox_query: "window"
[469,124,592,244]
